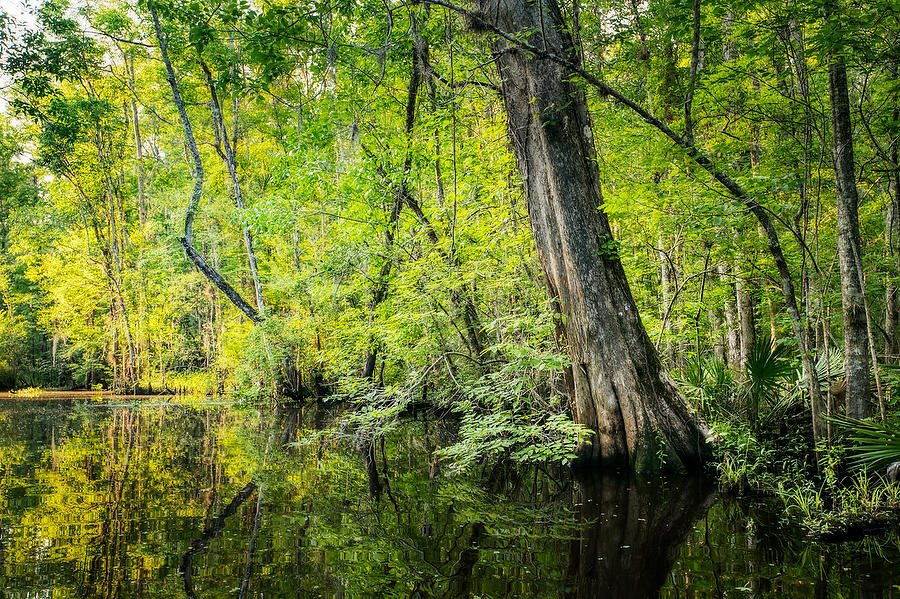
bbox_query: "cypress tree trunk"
[827,36,870,418]
[478,0,711,470]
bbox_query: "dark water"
[0,398,897,598]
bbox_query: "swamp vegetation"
[0,0,899,588]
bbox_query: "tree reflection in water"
[0,399,898,597]
[565,474,716,599]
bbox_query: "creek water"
[0,397,897,598]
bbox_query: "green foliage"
[0,0,897,491]
[780,471,900,537]
[831,413,900,472]
[678,355,736,419]
[743,335,795,425]
[711,419,809,494]
[438,411,590,473]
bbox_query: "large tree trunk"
[479,0,711,470]
[827,31,870,418]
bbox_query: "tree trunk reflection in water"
[239,491,265,599]
[179,408,294,596]
[180,481,258,598]
[565,475,716,599]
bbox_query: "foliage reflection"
[0,399,897,597]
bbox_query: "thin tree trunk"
[890,79,900,362]
[768,295,778,341]
[719,263,741,368]
[710,304,725,362]
[127,55,147,227]
[362,42,424,378]
[886,198,899,362]
[658,234,676,367]
[827,12,870,418]
[150,7,261,324]
[101,174,136,385]
[200,62,266,317]
[736,271,755,367]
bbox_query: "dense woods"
[1,0,900,485]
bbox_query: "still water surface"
[0,397,898,597]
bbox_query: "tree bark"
[478,0,711,470]
[719,263,741,368]
[886,193,900,362]
[658,234,676,367]
[827,20,870,418]
[126,54,147,227]
[736,269,755,369]
[888,75,900,364]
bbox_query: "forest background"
[0,0,899,507]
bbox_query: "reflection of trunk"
[814,555,829,598]
[447,522,486,597]
[479,0,710,470]
[180,481,258,598]
[564,475,716,599]
[239,491,265,599]
[363,439,382,500]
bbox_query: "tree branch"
[150,6,261,323]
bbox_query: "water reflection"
[181,480,257,598]
[0,398,897,598]
[566,475,716,599]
